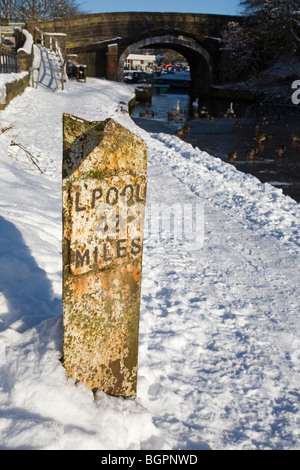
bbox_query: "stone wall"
[15,28,34,72]
[0,73,30,110]
[17,49,34,72]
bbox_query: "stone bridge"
[28,12,240,96]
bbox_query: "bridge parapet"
[27,12,239,48]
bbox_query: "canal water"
[131,88,300,203]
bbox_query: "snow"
[17,29,33,55]
[0,72,28,87]
[0,61,299,450]
[31,45,41,70]
[0,73,29,104]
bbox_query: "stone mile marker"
[62,114,147,397]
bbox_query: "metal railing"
[34,27,66,90]
[0,27,18,73]
[0,49,18,73]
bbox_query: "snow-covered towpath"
[0,77,299,450]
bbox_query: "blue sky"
[80,0,242,16]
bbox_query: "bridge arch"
[118,35,215,95]
[28,12,240,94]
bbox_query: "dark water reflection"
[131,90,300,202]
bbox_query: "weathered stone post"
[62,114,147,397]
[106,44,119,81]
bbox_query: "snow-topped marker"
[62,114,147,397]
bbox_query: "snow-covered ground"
[0,52,299,449]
